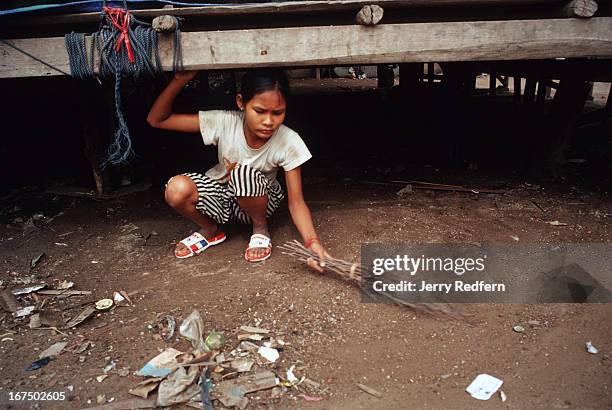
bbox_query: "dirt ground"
[0,78,611,409]
[1,173,611,409]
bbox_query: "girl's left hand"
[306,241,331,273]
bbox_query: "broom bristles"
[279,240,467,319]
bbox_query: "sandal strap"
[180,232,208,249]
[247,234,271,249]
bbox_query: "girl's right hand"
[173,70,199,83]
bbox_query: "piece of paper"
[465,373,503,400]
[137,348,184,378]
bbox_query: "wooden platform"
[1,17,611,78]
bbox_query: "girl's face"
[237,89,286,142]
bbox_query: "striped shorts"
[181,165,284,225]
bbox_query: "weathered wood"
[356,5,384,25]
[489,71,497,95]
[75,82,111,195]
[546,76,591,173]
[2,0,566,27]
[399,63,422,90]
[561,0,598,18]
[152,15,180,32]
[377,64,394,88]
[513,74,521,101]
[2,18,612,78]
[524,77,537,103]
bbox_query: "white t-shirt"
[198,110,312,184]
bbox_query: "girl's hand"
[306,240,330,273]
[173,70,199,83]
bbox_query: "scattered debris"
[11,284,46,295]
[30,252,45,269]
[96,299,114,311]
[97,374,109,383]
[179,310,206,352]
[466,374,503,400]
[500,390,507,402]
[37,290,92,297]
[512,325,525,333]
[39,341,68,359]
[56,280,74,290]
[64,305,96,328]
[239,325,269,334]
[153,315,176,342]
[212,370,278,410]
[231,358,254,373]
[528,320,541,326]
[13,306,35,318]
[546,220,568,226]
[157,364,200,407]
[586,341,599,354]
[0,289,20,312]
[257,345,279,363]
[137,348,184,378]
[25,357,50,371]
[510,235,520,242]
[129,377,163,399]
[205,331,225,351]
[39,309,64,328]
[357,383,383,398]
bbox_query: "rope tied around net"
[64,1,183,166]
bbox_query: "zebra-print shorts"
[180,164,284,225]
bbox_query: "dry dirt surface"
[0,178,611,409]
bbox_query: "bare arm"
[285,166,329,271]
[146,70,200,132]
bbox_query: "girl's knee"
[165,175,197,207]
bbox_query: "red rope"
[103,6,134,63]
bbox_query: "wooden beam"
[2,1,565,26]
[2,17,612,78]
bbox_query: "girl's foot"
[245,225,271,262]
[175,228,225,258]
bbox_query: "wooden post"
[513,74,522,101]
[427,63,435,84]
[315,67,321,80]
[377,64,394,89]
[74,81,111,195]
[489,71,497,96]
[545,75,591,175]
[524,77,537,103]
[536,79,548,108]
[399,63,421,91]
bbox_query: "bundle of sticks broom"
[279,240,467,319]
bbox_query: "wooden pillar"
[546,75,591,174]
[536,79,548,110]
[513,74,522,102]
[489,71,497,96]
[377,64,394,89]
[426,63,435,84]
[74,81,111,195]
[524,77,537,103]
[399,63,422,91]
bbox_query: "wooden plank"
[2,17,612,78]
[3,0,564,26]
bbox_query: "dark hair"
[240,69,290,103]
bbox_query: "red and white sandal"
[175,231,226,259]
[244,234,272,262]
